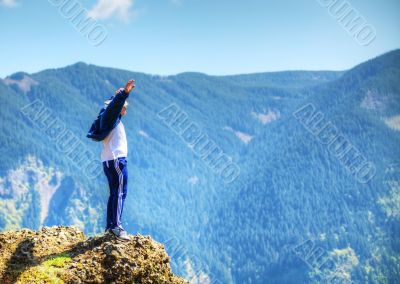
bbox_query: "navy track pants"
[103,157,128,230]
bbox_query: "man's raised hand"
[124,79,135,94]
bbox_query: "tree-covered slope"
[0,50,399,283]
[207,50,400,283]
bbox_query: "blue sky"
[0,0,399,77]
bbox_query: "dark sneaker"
[111,227,130,241]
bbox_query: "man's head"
[121,104,128,116]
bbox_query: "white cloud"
[87,0,134,21]
[0,0,17,7]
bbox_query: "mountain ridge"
[0,49,399,283]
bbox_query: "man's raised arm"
[100,79,135,130]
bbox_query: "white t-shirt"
[101,121,128,162]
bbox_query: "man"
[87,79,135,241]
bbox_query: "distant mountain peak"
[2,73,38,93]
[69,62,91,69]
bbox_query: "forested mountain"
[0,50,399,283]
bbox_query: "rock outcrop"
[0,226,187,283]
